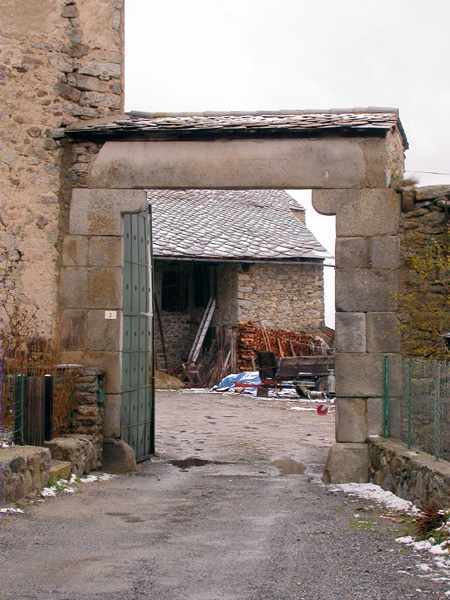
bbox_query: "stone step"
[48,460,72,484]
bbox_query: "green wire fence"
[383,356,450,460]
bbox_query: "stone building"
[150,189,326,373]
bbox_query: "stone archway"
[60,111,406,482]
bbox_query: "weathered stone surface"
[335,312,366,352]
[61,309,87,350]
[102,438,136,474]
[323,442,369,483]
[87,268,122,308]
[336,352,402,397]
[335,237,369,268]
[336,268,398,312]
[367,397,383,436]
[370,236,401,269]
[369,437,450,506]
[88,137,388,190]
[70,189,147,236]
[78,61,121,78]
[60,268,88,308]
[0,446,51,503]
[87,310,121,351]
[88,237,122,266]
[62,235,88,267]
[103,394,121,437]
[366,312,401,352]
[335,398,367,443]
[45,435,97,476]
[336,189,400,237]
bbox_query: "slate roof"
[148,189,327,262]
[67,108,408,147]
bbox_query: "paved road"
[0,391,448,599]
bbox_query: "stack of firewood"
[237,321,331,371]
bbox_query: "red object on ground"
[316,404,328,415]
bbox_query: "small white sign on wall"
[105,310,117,320]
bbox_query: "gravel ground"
[0,391,448,599]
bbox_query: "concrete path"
[0,391,448,599]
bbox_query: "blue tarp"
[212,371,261,394]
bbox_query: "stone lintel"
[88,137,388,190]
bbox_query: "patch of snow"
[0,507,24,514]
[330,482,418,513]
[79,473,114,484]
[290,406,316,412]
[40,488,57,497]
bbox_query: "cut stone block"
[366,312,401,352]
[60,268,88,309]
[336,268,398,312]
[102,438,136,474]
[323,442,369,483]
[61,310,87,351]
[90,138,387,190]
[337,189,400,237]
[103,393,122,437]
[87,310,121,351]
[70,189,147,236]
[367,397,383,436]
[335,398,367,443]
[62,236,88,267]
[335,237,369,268]
[336,352,402,397]
[370,236,401,269]
[335,312,366,352]
[89,237,122,267]
[87,268,122,308]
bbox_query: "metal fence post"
[383,355,390,438]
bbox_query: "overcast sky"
[124,0,450,326]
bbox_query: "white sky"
[124,0,450,327]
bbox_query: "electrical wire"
[405,170,450,176]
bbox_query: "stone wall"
[236,262,324,331]
[399,185,449,358]
[215,263,239,327]
[369,437,450,507]
[0,0,123,335]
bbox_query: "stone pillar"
[59,189,147,443]
[313,188,403,483]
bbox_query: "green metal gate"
[122,208,155,461]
